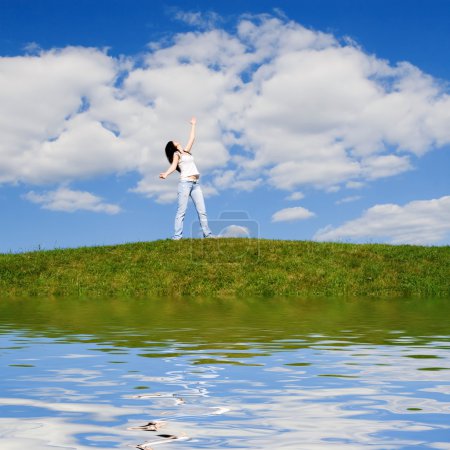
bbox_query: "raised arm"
[184,117,196,153]
[159,152,180,179]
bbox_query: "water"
[1,297,450,449]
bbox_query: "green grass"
[0,238,449,298]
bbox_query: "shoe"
[205,234,218,239]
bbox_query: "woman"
[159,117,214,240]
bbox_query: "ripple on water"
[1,297,450,449]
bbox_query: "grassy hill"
[1,239,449,298]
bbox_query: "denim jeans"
[173,179,212,239]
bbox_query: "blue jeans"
[173,180,212,239]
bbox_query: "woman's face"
[173,141,183,151]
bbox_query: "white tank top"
[177,151,200,180]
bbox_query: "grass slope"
[1,239,449,298]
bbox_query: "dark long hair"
[165,141,181,173]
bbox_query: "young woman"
[159,117,214,240]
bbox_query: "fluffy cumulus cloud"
[24,187,121,214]
[272,206,315,222]
[314,196,450,244]
[0,48,132,184]
[1,13,450,208]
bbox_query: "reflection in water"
[0,297,450,449]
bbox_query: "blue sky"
[1,0,450,252]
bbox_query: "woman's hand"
[190,116,196,125]
[159,172,167,179]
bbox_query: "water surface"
[1,297,450,449]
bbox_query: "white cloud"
[268,156,361,190]
[1,14,450,204]
[173,10,221,29]
[24,187,121,214]
[335,195,362,205]
[314,195,450,244]
[272,206,315,222]
[211,169,262,192]
[131,177,219,204]
[361,155,412,180]
[346,181,365,189]
[285,191,305,201]
[23,42,41,54]
[0,47,135,185]
[218,225,250,237]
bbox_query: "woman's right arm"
[159,153,180,179]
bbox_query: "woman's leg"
[173,181,192,240]
[190,182,213,237]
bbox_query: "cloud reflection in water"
[0,298,449,449]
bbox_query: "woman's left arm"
[184,117,196,153]
[159,153,180,179]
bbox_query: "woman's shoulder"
[177,150,192,158]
